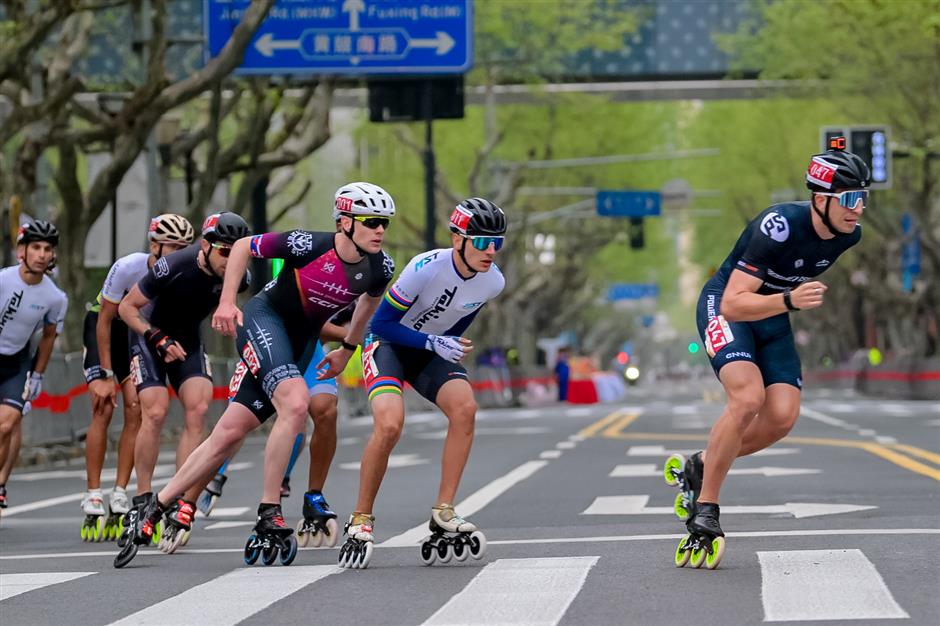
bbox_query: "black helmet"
[806,137,871,192]
[202,212,249,245]
[17,220,59,247]
[449,198,507,237]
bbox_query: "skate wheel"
[295,520,310,548]
[280,535,298,566]
[453,540,469,562]
[324,518,339,548]
[310,527,324,548]
[690,544,707,569]
[117,529,129,549]
[261,543,279,566]
[704,536,725,570]
[166,529,186,555]
[80,525,87,541]
[674,491,690,521]
[151,521,162,546]
[356,541,374,569]
[436,541,452,564]
[674,534,692,568]
[420,541,436,566]
[204,495,219,518]
[93,517,105,542]
[244,535,260,565]
[180,530,191,547]
[664,453,685,486]
[113,541,139,569]
[468,531,487,560]
[337,543,350,568]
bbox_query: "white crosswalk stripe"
[0,572,94,601]
[422,557,598,626]
[105,565,340,626]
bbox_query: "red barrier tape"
[29,375,558,414]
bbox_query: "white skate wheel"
[295,519,309,548]
[468,531,487,560]
[311,528,324,548]
[358,542,374,569]
[324,518,339,548]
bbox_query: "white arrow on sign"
[340,453,428,471]
[627,445,800,457]
[609,464,821,478]
[582,495,876,518]
[255,33,300,57]
[410,31,455,55]
[342,0,365,32]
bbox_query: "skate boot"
[280,477,291,499]
[663,451,704,521]
[103,487,130,541]
[158,498,195,554]
[244,503,298,567]
[295,490,339,548]
[0,484,7,508]
[337,512,375,569]
[675,502,726,570]
[113,494,165,569]
[197,472,227,517]
[419,504,487,566]
[80,490,107,542]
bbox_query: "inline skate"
[197,472,227,517]
[295,490,339,548]
[113,494,164,568]
[674,502,726,570]
[244,503,297,566]
[158,498,195,554]
[80,491,106,542]
[337,512,375,569]
[419,504,486,566]
[662,451,704,521]
[104,487,130,541]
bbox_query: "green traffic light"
[688,342,700,354]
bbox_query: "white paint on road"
[565,407,595,417]
[422,557,598,626]
[0,572,94,601]
[540,450,562,459]
[106,565,340,626]
[203,521,254,531]
[758,549,908,621]
[195,506,249,519]
[582,495,876,518]
[627,445,800,457]
[608,464,820,478]
[555,441,576,450]
[381,460,548,547]
[339,453,428,470]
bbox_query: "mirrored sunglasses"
[352,216,391,230]
[818,190,868,209]
[211,242,233,257]
[463,235,505,251]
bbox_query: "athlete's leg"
[285,432,305,480]
[433,379,477,505]
[738,383,801,456]
[698,361,766,504]
[0,417,22,485]
[156,402,259,506]
[261,378,309,503]
[114,380,141,489]
[84,389,115,491]
[306,393,338,491]
[133,386,169,494]
[0,405,22,482]
[355,393,405,514]
[176,377,211,468]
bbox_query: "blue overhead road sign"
[205,0,473,76]
[596,191,662,217]
[608,283,659,301]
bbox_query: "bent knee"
[373,418,403,447]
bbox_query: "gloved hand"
[425,335,470,363]
[25,372,43,402]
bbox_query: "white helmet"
[334,182,396,218]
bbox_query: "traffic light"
[820,126,891,189]
[628,217,644,249]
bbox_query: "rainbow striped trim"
[384,286,411,311]
[368,376,402,401]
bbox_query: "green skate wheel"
[151,521,162,545]
[92,517,104,542]
[674,534,692,568]
[80,525,87,541]
[663,454,685,487]
[673,492,690,521]
[690,544,707,569]
[704,537,725,570]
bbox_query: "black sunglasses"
[210,242,232,257]
[352,216,391,230]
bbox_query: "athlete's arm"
[97,300,119,373]
[32,323,57,375]
[120,285,187,363]
[213,236,252,336]
[369,297,429,349]
[720,270,827,322]
[319,322,347,343]
[316,293,382,380]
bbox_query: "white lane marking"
[339,453,428,470]
[609,464,820,478]
[195,507,249,519]
[565,407,594,417]
[626,445,799,457]
[799,407,856,429]
[875,436,898,444]
[758,549,909,621]
[380,460,548,547]
[106,565,340,626]
[10,463,175,483]
[671,405,699,415]
[0,572,94,601]
[515,409,541,419]
[203,521,254,531]
[582,495,876,518]
[422,557,598,626]
[3,528,940,561]
[337,436,361,445]
[568,434,586,442]
[858,428,877,436]
[556,441,576,450]
[824,403,857,413]
[540,450,562,459]
[879,403,911,414]
[417,427,551,440]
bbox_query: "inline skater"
[665,137,870,569]
[117,212,249,554]
[115,182,394,568]
[339,198,506,569]
[0,221,68,511]
[80,214,194,541]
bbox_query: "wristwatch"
[783,288,800,312]
[101,367,114,379]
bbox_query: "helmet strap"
[813,195,842,237]
[155,244,165,260]
[342,220,369,257]
[457,238,479,277]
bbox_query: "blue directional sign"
[596,191,662,217]
[608,283,659,301]
[205,0,473,75]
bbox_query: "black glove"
[144,328,180,360]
